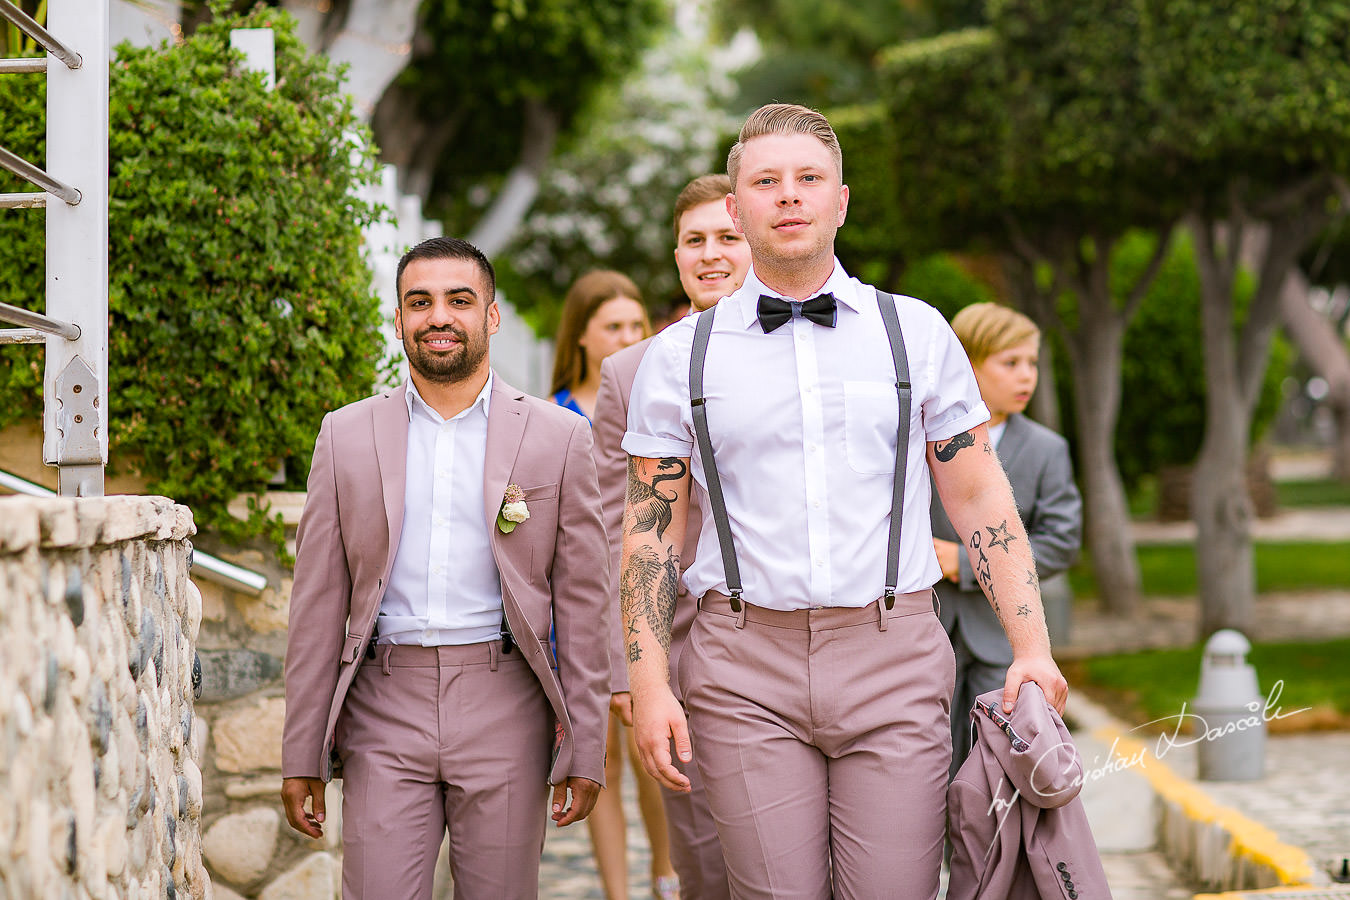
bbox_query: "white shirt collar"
[404,372,493,425]
[736,259,858,331]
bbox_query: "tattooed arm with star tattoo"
[619,455,695,792]
[929,423,1068,714]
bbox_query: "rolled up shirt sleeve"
[622,325,697,460]
[921,308,990,442]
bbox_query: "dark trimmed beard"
[403,317,490,384]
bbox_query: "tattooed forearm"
[628,641,643,663]
[1025,569,1040,588]
[934,431,976,462]
[985,520,1016,552]
[1016,604,1030,618]
[619,545,681,653]
[983,440,994,456]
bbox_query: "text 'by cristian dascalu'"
[984,680,1309,834]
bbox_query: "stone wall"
[0,494,205,900]
[192,493,344,900]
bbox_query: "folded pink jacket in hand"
[946,682,1113,900]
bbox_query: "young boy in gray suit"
[930,302,1082,777]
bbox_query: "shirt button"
[813,500,821,509]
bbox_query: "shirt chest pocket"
[843,380,900,476]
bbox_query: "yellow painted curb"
[1090,725,1319,887]
[1194,889,1335,899]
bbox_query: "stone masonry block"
[0,498,40,552]
[258,852,339,900]
[213,696,286,773]
[202,806,280,887]
[39,500,79,548]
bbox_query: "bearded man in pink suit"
[592,174,751,900]
[280,236,610,900]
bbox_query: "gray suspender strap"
[688,291,911,614]
[875,288,912,609]
[689,303,744,612]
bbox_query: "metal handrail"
[0,192,47,208]
[0,0,80,69]
[0,469,270,596]
[0,328,45,344]
[0,56,46,73]
[0,299,80,340]
[0,145,81,205]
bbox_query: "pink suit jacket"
[281,376,611,787]
[593,339,701,697]
[946,683,1112,900]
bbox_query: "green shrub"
[0,5,386,549]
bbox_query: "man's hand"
[609,691,634,726]
[281,776,326,838]
[631,682,692,793]
[932,537,961,584]
[551,776,601,826]
[1002,652,1069,715]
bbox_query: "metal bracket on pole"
[54,356,103,497]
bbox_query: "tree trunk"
[1191,220,1257,636]
[1065,300,1141,616]
[1275,267,1350,482]
[1003,242,1152,616]
[467,99,560,257]
[1192,213,1320,637]
[284,0,422,120]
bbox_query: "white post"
[42,0,110,497]
[229,27,275,91]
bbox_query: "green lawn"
[1275,478,1350,508]
[1068,540,1350,598]
[1068,637,1350,733]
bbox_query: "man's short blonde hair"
[727,103,843,187]
[950,303,1040,366]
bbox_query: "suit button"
[1065,881,1075,890]
[1056,862,1067,872]
[1068,893,1077,899]
[1061,871,1071,881]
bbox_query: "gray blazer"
[930,413,1081,664]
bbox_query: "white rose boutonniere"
[497,483,530,534]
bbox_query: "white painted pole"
[42,0,109,496]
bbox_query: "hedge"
[0,5,386,550]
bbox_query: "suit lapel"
[483,374,530,532]
[373,385,410,572]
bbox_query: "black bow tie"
[756,293,838,333]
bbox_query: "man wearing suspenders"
[618,104,1068,899]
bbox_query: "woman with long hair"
[550,270,679,900]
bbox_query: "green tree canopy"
[373,0,666,222]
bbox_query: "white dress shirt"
[379,375,504,645]
[623,261,989,610]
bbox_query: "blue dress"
[551,388,589,423]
